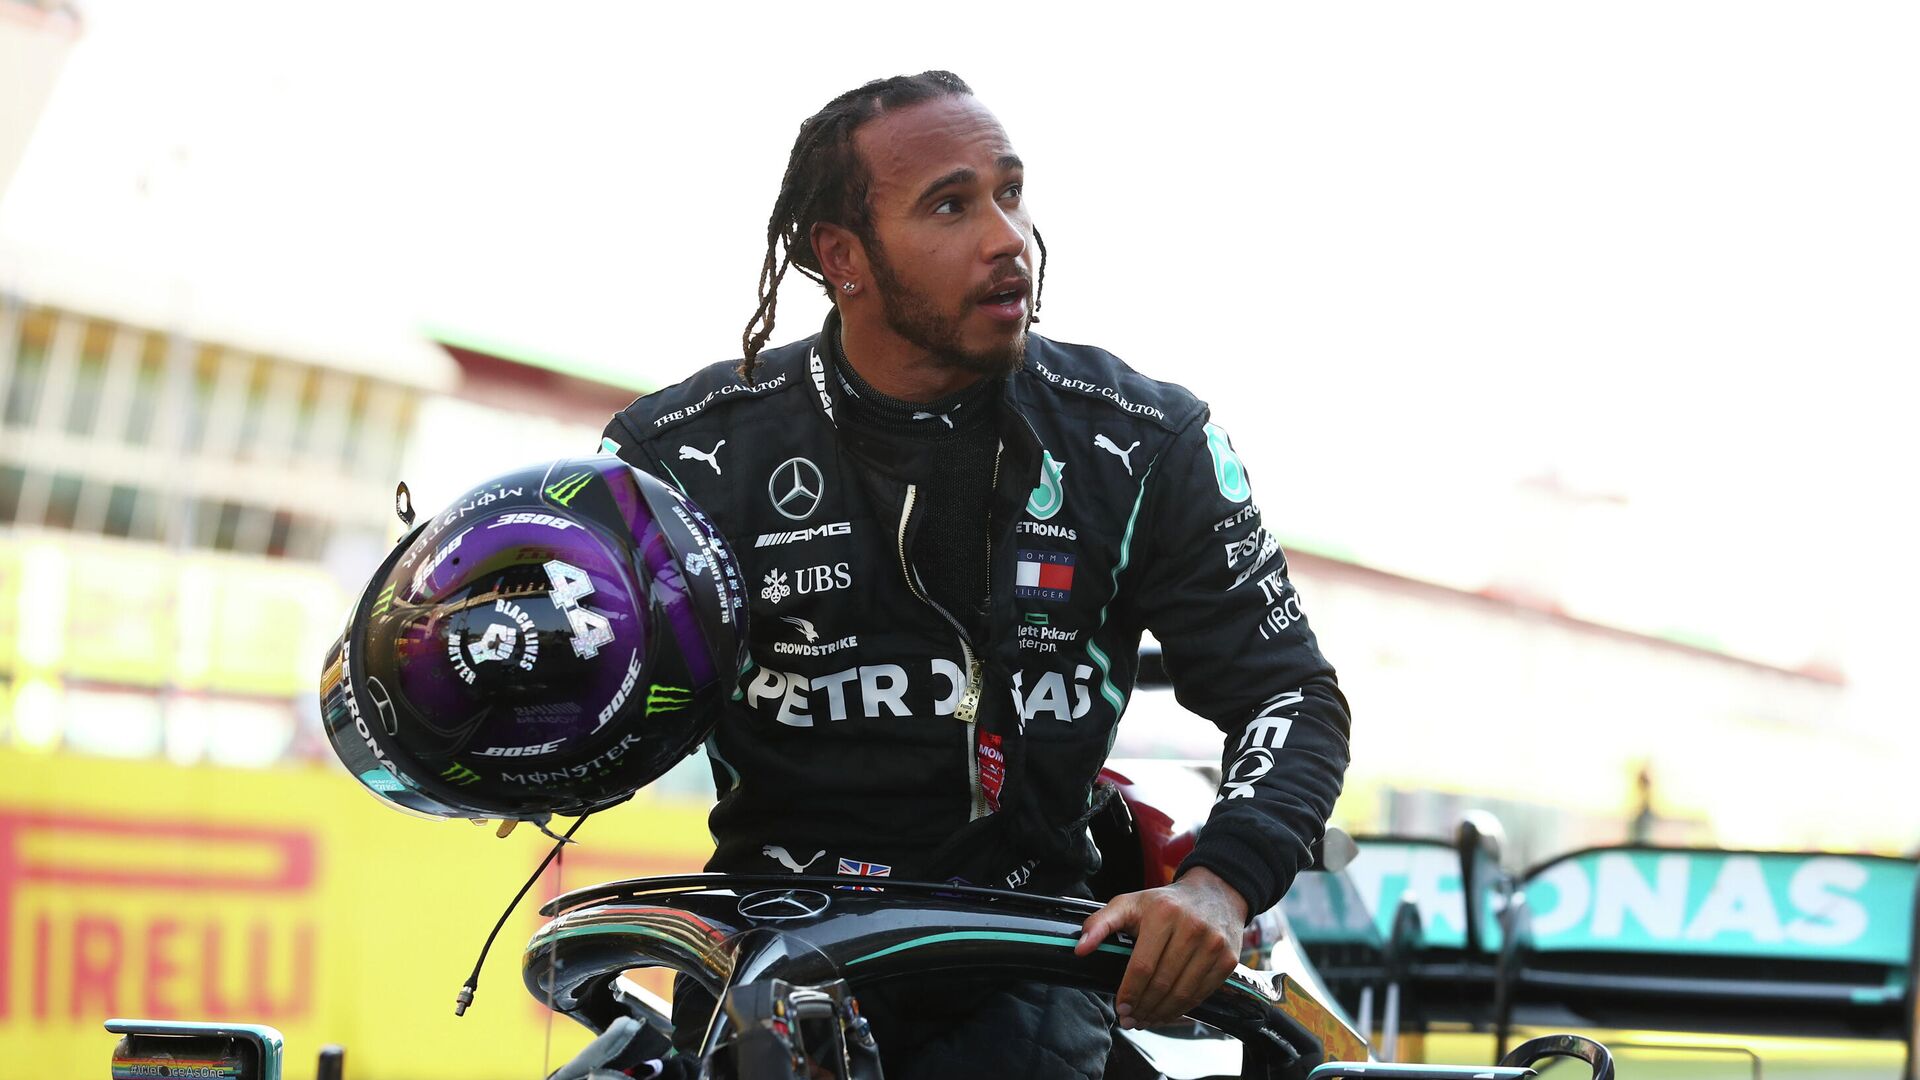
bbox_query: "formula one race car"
[520,862,1626,1080]
[105,869,1613,1080]
[104,768,1621,1080]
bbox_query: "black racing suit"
[603,317,1351,1074]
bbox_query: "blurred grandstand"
[0,257,1862,837]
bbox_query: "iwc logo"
[737,888,831,922]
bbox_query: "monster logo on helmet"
[319,456,748,824]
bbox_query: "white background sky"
[4,1,1915,736]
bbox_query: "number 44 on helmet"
[319,456,748,828]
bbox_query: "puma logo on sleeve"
[1093,433,1140,475]
[762,844,826,872]
[678,439,727,475]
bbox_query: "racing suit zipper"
[895,462,998,821]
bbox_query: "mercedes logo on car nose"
[738,888,831,922]
[768,458,824,521]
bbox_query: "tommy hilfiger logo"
[1014,550,1075,603]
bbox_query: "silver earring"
[841,281,857,294]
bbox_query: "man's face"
[853,95,1034,376]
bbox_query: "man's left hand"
[1072,866,1250,1028]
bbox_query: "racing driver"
[596,71,1351,1079]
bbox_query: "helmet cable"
[542,830,565,1079]
[454,812,590,1016]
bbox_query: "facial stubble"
[866,239,1026,378]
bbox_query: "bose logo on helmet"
[474,740,564,757]
[593,650,643,733]
[489,512,578,531]
[410,531,465,599]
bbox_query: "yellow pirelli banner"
[0,746,717,1079]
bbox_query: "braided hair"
[740,70,1048,380]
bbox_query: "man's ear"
[810,222,867,291]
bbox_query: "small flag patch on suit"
[1014,550,1075,602]
[836,857,892,891]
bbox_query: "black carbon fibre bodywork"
[523,873,1338,1079]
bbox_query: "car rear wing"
[1507,847,1918,1043]
[1284,830,1920,1072]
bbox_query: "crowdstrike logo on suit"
[774,615,859,657]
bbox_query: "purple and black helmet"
[320,456,746,822]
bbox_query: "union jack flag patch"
[835,857,892,891]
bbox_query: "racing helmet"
[319,456,746,822]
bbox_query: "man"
[597,71,1349,1078]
